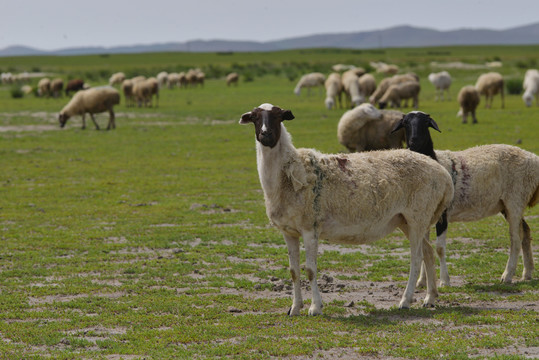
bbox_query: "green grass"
[0,45,538,359]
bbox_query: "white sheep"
[341,69,363,107]
[133,78,159,107]
[167,73,179,89]
[38,78,51,97]
[226,72,239,86]
[369,73,418,105]
[239,103,454,315]
[324,73,343,109]
[337,103,405,152]
[109,72,126,86]
[475,72,504,109]
[522,69,539,107]
[393,112,539,287]
[428,71,452,101]
[457,85,480,124]
[358,73,377,99]
[293,72,326,96]
[58,86,120,130]
[378,81,420,110]
[50,78,64,98]
[121,79,134,108]
[157,71,169,89]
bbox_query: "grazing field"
[0,46,538,359]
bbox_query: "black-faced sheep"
[240,103,454,315]
[337,103,405,152]
[294,72,326,96]
[457,85,480,124]
[392,111,539,286]
[523,69,539,107]
[428,71,452,101]
[324,73,343,110]
[58,86,120,130]
[475,72,504,109]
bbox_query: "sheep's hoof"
[287,306,302,316]
[308,306,322,316]
[422,301,435,308]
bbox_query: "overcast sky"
[1,0,538,50]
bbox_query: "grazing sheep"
[226,72,239,86]
[324,73,343,110]
[65,79,85,96]
[157,71,169,89]
[428,71,452,101]
[341,69,363,107]
[358,73,377,98]
[21,85,33,95]
[178,72,188,88]
[332,64,357,72]
[392,111,539,286]
[293,72,326,96]
[131,75,146,84]
[240,103,454,314]
[1,72,13,84]
[50,78,64,98]
[378,81,420,110]
[167,73,179,89]
[369,73,418,105]
[58,86,120,130]
[133,78,158,107]
[337,103,405,152]
[121,79,134,107]
[522,69,539,107]
[475,72,504,109]
[109,72,126,86]
[38,78,51,97]
[457,85,480,124]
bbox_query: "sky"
[1,0,538,50]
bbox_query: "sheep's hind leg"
[501,209,523,283]
[107,110,116,130]
[90,114,100,130]
[399,228,423,309]
[521,219,534,280]
[303,230,322,315]
[421,236,438,307]
[435,212,450,286]
[284,234,303,316]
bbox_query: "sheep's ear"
[428,116,441,133]
[391,117,405,133]
[282,109,294,121]
[239,112,252,125]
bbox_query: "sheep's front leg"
[89,114,100,130]
[284,234,303,316]
[399,232,423,309]
[436,212,450,286]
[501,211,526,283]
[422,236,438,307]
[81,114,86,130]
[107,109,116,130]
[303,230,322,315]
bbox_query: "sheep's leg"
[89,114,100,130]
[81,114,86,130]
[107,109,116,130]
[417,262,427,288]
[435,212,450,286]
[284,234,304,316]
[422,235,438,307]
[472,110,478,124]
[501,210,523,283]
[303,230,322,316]
[398,226,423,309]
[521,219,534,280]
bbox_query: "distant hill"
[1,22,538,57]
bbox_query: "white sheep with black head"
[392,111,539,286]
[240,103,454,315]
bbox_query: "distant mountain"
[1,22,538,57]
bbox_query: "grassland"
[0,45,538,359]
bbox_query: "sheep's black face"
[239,104,294,148]
[392,111,440,155]
[58,113,69,128]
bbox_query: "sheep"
[178,72,188,88]
[337,103,405,152]
[50,78,64,98]
[58,86,120,130]
[167,73,179,89]
[369,73,418,105]
[341,69,363,107]
[324,73,343,109]
[121,79,134,107]
[293,72,326,96]
[21,85,33,95]
[37,78,51,97]
[358,73,377,98]
[109,72,125,86]
[157,71,168,89]
[239,103,454,315]
[457,85,480,124]
[522,69,539,107]
[378,81,420,110]
[131,75,146,84]
[65,79,85,96]
[475,72,504,109]
[392,111,539,286]
[133,78,158,107]
[428,71,452,101]
[226,72,239,86]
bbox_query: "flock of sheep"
[240,66,539,316]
